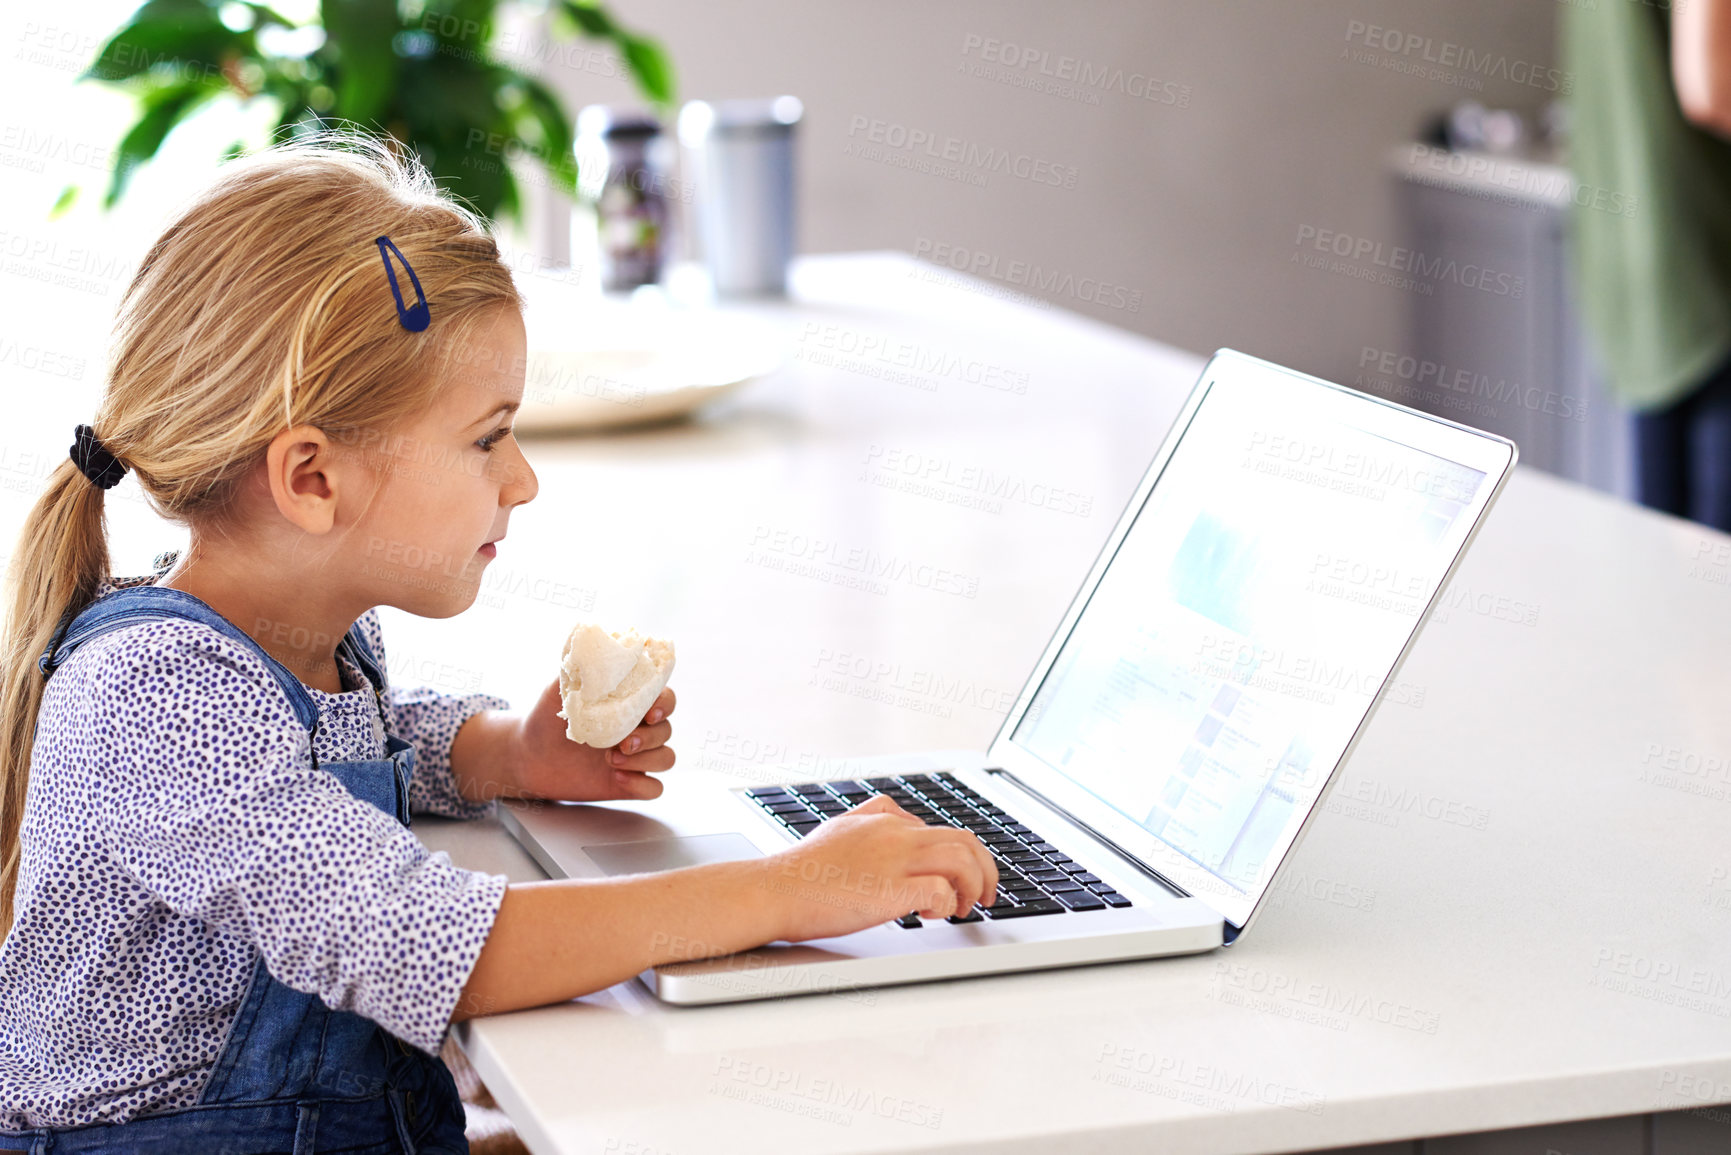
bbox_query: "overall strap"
[335,618,387,695]
[38,585,389,734]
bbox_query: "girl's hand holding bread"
[450,621,677,804]
[450,678,677,804]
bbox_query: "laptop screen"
[1008,366,1494,915]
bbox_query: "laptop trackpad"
[582,833,765,877]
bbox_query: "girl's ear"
[264,424,341,535]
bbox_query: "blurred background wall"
[519,0,1563,389]
[0,0,1591,563]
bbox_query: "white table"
[393,253,1731,1155]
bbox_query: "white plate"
[517,304,784,433]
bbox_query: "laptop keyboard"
[744,772,1133,927]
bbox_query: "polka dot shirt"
[0,570,511,1130]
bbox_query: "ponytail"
[0,460,114,932]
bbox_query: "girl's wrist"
[663,857,789,961]
[746,851,822,947]
[739,855,792,945]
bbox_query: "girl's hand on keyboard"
[763,794,999,940]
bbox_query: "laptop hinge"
[982,766,1192,901]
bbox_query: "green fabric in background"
[1563,0,1731,411]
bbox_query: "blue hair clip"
[375,234,430,332]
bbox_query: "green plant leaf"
[239,1,299,28]
[254,58,313,109]
[550,1,674,108]
[77,0,674,224]
[49,185,79,220]
[618,33,674,108]
[319,0,399,126]
[554,0,618,40]
[248,59,318,149]
[430,122,512,223]
[79,0,241,84]
[389,52,516,221]
[395,53,505,132]
[509,72,578,199]
[417,0,504,54]
[104,80,223,208]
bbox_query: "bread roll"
[556,622,676,749]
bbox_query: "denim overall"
[1,576,470,1154]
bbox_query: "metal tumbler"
[677,96,803,296]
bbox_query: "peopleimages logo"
[799,324,1030,395]
[863,444,1092,516]
[845,115,1079,189]
[1401,143,1636,218]
[1342,21,1572,95]
[959,35,1192,107]
[1294,226,1525,298]
[912,238,1143,312]
[1093,1045,1326,1115]
[1357,346,1586,421]
[1245,430,1483,504]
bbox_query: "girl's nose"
[505,441,538,506]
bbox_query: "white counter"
[400,253,1731,1155]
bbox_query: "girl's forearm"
[448,709,524,802]
[450,857,784,1020]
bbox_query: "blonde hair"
[0,126,523,931]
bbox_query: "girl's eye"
[476,426,512,452]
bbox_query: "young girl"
[0,130,995,1153]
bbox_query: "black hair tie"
[70,424,128,490]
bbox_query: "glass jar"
[577,106,673,291]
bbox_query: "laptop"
[499,348,1518,1005]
